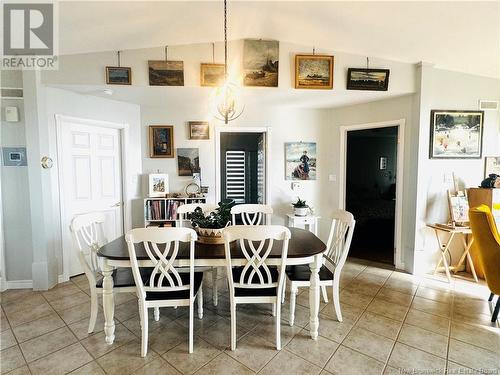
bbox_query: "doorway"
[339,120,405,268]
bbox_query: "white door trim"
[215,126,272,205]
[339,119,406,269]
[55,114,129,282]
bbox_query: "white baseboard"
[3,279,33,290]
[0,277,5,292]
[58,274,69,283]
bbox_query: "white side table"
[287,214,320,236]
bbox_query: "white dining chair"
[126,227,203,356]
[231,204,273,226]
[177,203,220,306]
[223,225,290,350]
[285,210,355,324]
[70,212,152,334]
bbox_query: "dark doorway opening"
[345,126,398,265]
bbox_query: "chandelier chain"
[224,0,228,78]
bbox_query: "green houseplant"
[190,201,234,244]
[292,197,309,216]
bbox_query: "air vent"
[479,100,499,111]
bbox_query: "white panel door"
[60,120,123,277]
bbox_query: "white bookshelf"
[144,197,207,227]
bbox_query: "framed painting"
[243,39,279,87]
[105,66,132,85]
[429,110,484,159]
[285,142,317,180]
[200,63,225,87]
[295,55,334,89]
[177,148,200,176]
[485,156,500,177]
[148,60,184,86]
[148,174,169,197]
[149,125,174,158]
[189,121,210,140]
[346,68,389,91]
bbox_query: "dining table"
[97,227,327,345]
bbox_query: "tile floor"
[1,259,499,375]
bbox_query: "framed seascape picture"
[429,110,484,159]
[346,68,389,91]
[243,39,279,87]
[295,55,334,89]
[285,142,317,180]
[189,121,210,140]
[177,148,200,176]
[148,60,184,86]
[200,63,225,87]
[105,66,132,85]
[149,125,174,158]
[485,157,500,177]
[148,174,169,197]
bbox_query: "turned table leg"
[309,254,322,340]
[102,261,116,344]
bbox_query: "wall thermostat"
[2,147,27,166]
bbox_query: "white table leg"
[309,254,322,340]
[102,261,115,344]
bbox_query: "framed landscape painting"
[285,142,317,180]
[105,66,131,85]
[149,125,174,158]
[148,60,184,86]
[243,39,279,87]
[429,110,484,159]
[346,68,389,91]
[295,55,334,89]
[177,148,200,176]
[189,121,210,140]
[200,63,225,87]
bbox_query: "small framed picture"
[189,121,210,140]
[148,60,184,86]
[149,125,174,158]
[346,68,390,91]
[148,174,169,197]
[177,148,200,176]
[295,54,334,89]
[448,191,469,225]
[200,63,225,87]
[105,66,132,85]
[485,156,500,177]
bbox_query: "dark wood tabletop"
[98,227,326,260]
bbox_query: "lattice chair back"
[323,210,356,274]
[223,225,290,293]
[177,203,218,228]
[125,227,198,299]
[230,204,273,226]
[70,212,108,283]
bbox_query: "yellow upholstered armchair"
[469,205,500,322]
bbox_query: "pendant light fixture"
[213,0,244,124]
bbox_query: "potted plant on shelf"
[190,201,234,244]
[292,197,310,217]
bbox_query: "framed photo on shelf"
[484,156,500,177]
[346,68,389,91]
[295,54,334,89]
[149,125,174,158]
[188,121,210,140]
[105,66,132,85]
[148,174,169,197]
[429,110,484,159]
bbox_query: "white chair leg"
[272,303,276,317]
[88,288,98,333]
[276,299,282,350]
[140,304,148,357]
[189,299,194,354]
[321,285,329,303]
[198,287,204,319]
[281,281,287,303]
[212,267,218,306]
[332,275,342,322]
[153,307,160,322]
[230,303,237,351]
[289,286,297,327]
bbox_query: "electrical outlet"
[291,182,300,191]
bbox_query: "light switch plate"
[291,182,300,191]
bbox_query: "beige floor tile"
[366,298,409,321]
[324,345,385,375]
[68,361,106,374]
[355,272,388,287]
[122,314,167,337]
[411,296,451,318]
[397,324,448,358]
[388,343,446,372]
[42,283,82,302]
[321,302,364,322]
[81,323,136,359]
[19,326,77,363]
[5,302,54,327]
[281,302,313,328]
[404,309,450,336]
[343,327,394,362]
[4,365,31,375]
[296,290,329,310]
[448,339,500,370]
[28,342,92,375]
[163,337,221,374]
[453,298,492,317]
[259,349,322,375]
[193,352,253,375]
[253,317,301,347]
[376,288,414,307]
[286,329,339,367]
[148,321,191,354]
[416,286,453,304]
[2,294,47,316]
[450,321,500,354]
[114,300,140,322]
[313,313,355,343]
[68,314,106,340]
[0,308,10,333]
[363,266,394,279]
[0,329,17,351]
[224,332,278,372]
[355,312,402,340]
[11,313,65,343]
[344,280,381,297]
[0,290,40,305]
[48,291,91,313]
[339,289,374,309]
[446,361,472,373]
[96,340,158,375]
[382,366,400,375]
[0,345,26,374]
[451,309,496,328]
[58,301,94,325]
[135,357,181,375]
[383,278,418,296]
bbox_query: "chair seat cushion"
[285,264,334,282]
[96,267,154,288]
[145,272,203,301]
[232,266,279,297]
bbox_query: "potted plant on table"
[190,201,234,244]
[292,197,310,217]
